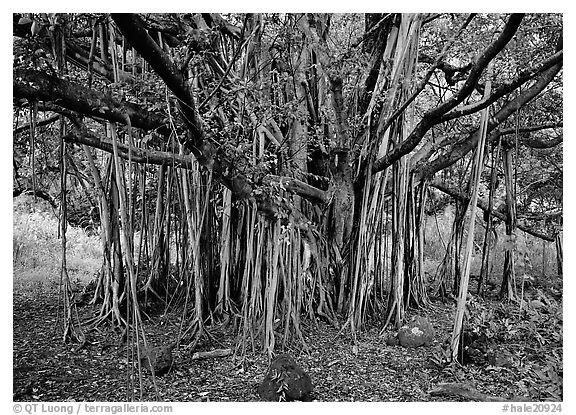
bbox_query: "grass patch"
[13,195,102,296]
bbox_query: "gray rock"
[258,354,313,401]
[140,342,176,376]
[398,315,435,348]
[487,350,514,368]
[530,299,546,309]
[383,332,400,346]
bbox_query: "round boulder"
[398,315,435,348]
[258,354,313,401]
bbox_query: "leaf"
[18,17,33,25]
[31,21,42,36]
[533,368,548,381]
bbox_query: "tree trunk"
[479,139,502,295]
[555,231,563,277]
[500,138,517,300]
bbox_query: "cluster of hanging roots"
[52,14,435,356]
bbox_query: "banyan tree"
[13,13,563,357]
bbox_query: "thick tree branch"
[495,123,563,149]
[202,14,241,39]
[111,13,204,142]
[499,123,563,137]
[425,14,524,118]
[112,14,260,200]
[413,41,562,181]
[139,14,191,40]
[412,122,561,169]
[262,176,328,205]
[14,114,59,135]
[520,134,563,149]
[13,69,167,132]
[430,179,556,242]
[111,14,258,198]
[63,130,196,169]
[64,130,328,205]
[65,40,131,82]
[492,123,563,148]
[419,53,472,86]
[372,14,524,174]
[378,14,475,140]
[438,49,563,123]
[13,187,57,208]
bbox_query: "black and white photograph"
[12,11,564,407]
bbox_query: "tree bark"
[14,69,166,132]
[500,139,517,300]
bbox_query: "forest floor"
[13,276,563,402]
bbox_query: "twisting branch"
[429,179,556,242]
[499,123,562,136]
[418,53,473,86]
[372,13,524,174]
[13,69,167,132]
[414,50,563,181]
[14,114,59,135]
[378,14,476,139]
[111,14,204,141]
[495,123,563,149]
[63,130,196,169]
[111,13,255,200]
[438,49,563,123]
[63,130,328,205]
